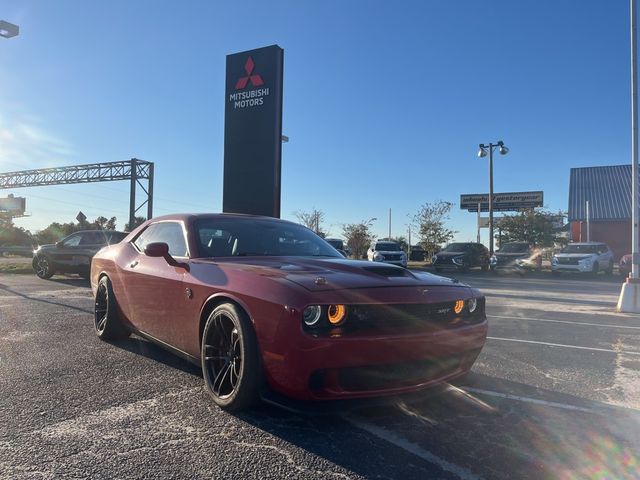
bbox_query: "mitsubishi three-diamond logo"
[235,57,264,90]
[229,56,269,109]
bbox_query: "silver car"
[551,242,614,275]
[367,240,407,268]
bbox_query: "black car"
[32,230,127,279]
[432,242,490,273]
[490,242,542,272]
[325,238,350,257]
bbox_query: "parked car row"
[30,228,630,281]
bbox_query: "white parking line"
[462,387,597,414]
[487,336,640,356]
[344,415,482,480]
[489,314,640,330]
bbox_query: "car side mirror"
[144,242,189,271]
[338,249,348,258]
[144,242,169,258]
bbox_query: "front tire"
[33,255,54,279]
[592,262,599,276]
[94,276,129,341]
[201,303,262,411]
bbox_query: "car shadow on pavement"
[48,276,91,287]
[0,282,93,314]
[109,335,202,377]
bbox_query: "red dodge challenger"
[91,214,487,411]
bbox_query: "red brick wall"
[570,220,630,261]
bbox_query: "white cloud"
[0,109,74,171]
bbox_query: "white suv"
[367,241,407,268]
[551,242,614,274]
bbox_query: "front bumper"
[551,263,593,273]
[260,299,487,401]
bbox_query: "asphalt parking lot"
[1,270,639,479]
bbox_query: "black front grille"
[558,257,580,265]
[383,253,402,261]
[337,355,464,391]
[346,299,485,332]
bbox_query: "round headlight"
[467,298,478,313]
[302,305,322,326]
[373,252,384,261]
[327,305,346,325]
[431,255,438,263]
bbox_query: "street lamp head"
[499,145,509,155]
[0,20,19,39]
[477,144,488,158]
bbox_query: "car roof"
[144,213,302,227]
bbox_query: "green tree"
[390,236,409,253]
[294,208,326,237]
[413,200,456,254]
[0,221,33,247]
[92,216,117,230]
[34,216,120,245]
[342,218,376,259]
[498,210,566,247]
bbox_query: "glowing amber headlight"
[454,300,464,315]
[327,305,346,325]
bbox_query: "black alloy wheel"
[592,262,600,276]
[201,303,261,411]
[94,276,129,340]
[33,255,54,279]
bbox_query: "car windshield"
[195,218,342,258]
[375,242,400,251]
[498,243,529,253]
[561,244,601,254]
[441,243,472,252]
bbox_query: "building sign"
[0,195,25,214]
[223,45,284,218]
[460,191,544,212]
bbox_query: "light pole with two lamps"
[477,140,509,255]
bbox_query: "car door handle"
[129,261,139,268]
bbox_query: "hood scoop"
[362,265,412,278]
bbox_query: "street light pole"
[478,140,508,256]
[617,0,640,312]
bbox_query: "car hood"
[197,257,465,291]
[495,252,529,259]
[36,244,56,251]
[555,253,595,259]
[435,251,468,257]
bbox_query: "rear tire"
[94,276,129,341]
[33,255,54,279]
[605,262,614,275]
[592,262,599,276]
[201,303,262,411]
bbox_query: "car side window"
[134,222,188,257]
[62,234,82,247]
[79,231,105,245]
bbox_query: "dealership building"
[568,164,632,260]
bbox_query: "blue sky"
[0,0,631,243]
